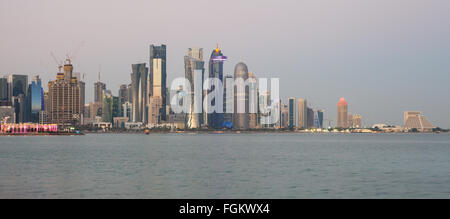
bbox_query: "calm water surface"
[1,133,450,198]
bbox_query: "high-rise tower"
[8,74,28,104]
[223,74,234,125]
[118,84,128,117]
[184,47,205,129]
[48,58,83,125]
[288,97,296,129]
[94,70,106,104]
[248,72,258,129]
[149,44,167,123]
[131,63,148,123]
[297,99,307,129]
[29,76,44,123]
[233,62,249,130]
[337,97,348,128]
[207,44,227,129]
[0,77,8,106]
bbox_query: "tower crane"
[50,52,63,73]
[68,41,85,62]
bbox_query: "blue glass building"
[288,98,296,129]
[29,76,44,123]
[207,45,227,129]
[318,110,324,128]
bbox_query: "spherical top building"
[234,62,249,80]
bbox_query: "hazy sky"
[1,0,450,127]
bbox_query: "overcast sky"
[1,0,450,127]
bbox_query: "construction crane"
[68,41,85,62]
[50,41,84,72]
[50,51,63,73]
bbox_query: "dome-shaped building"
[233,62,249,130]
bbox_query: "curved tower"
[184,48,204,129]
[131,63,148,123]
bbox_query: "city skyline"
[1,0,450,127]
[0,44,444,129]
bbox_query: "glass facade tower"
[29,76,44,123]
[288,97,296,129]
[149,44,167,123]
[207,45,227,129]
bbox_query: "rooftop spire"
[98,65,101,82]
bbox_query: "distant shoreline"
[0,132,84,136]
[81,130,448,135]
[1,130,447,136]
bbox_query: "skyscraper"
[79,78,85,122]
[118,84,128,117]
[122,101,132,122]
[47,58,83,125]
[233,62,249,130]
[281,104,289,128]
[43,90,49,123]
[149,44,167,123]
[11,94,26,123]
[131,63,148,123]
[317,110,324,128]
[29,76,44,123]
[184,47,205,129]
[288,98,296,129]
[0,77,8,106]
[337,97,348,128]
[248,72,258,129]
[8,75,29,123]
[94,82,106,104]
[297,98,307,129]
[8,74,28,105]
[313,110,320,128]
[223,74,234,125]
[102,91,113,123]
[307,107,314,129]
[207,45,227,129]
[102,91,119,124]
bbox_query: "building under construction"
[47,58,84,125]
